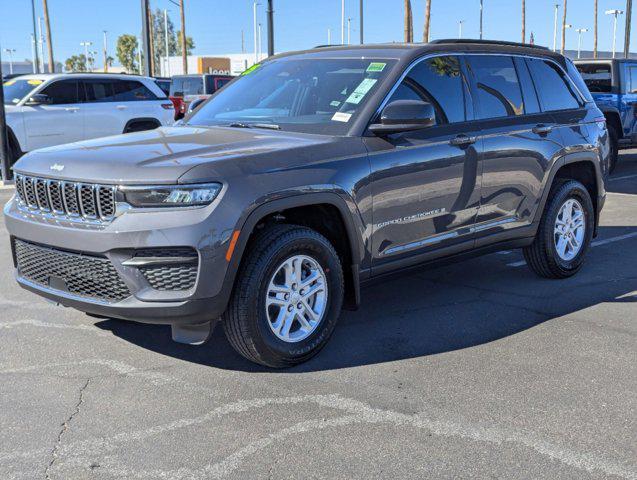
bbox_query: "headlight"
[120,183,222,208]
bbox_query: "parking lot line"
[506,231,637,267]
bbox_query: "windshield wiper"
[226,122,280,130]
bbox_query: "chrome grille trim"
[14,174,116,222]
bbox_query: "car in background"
[574,58,637,172]
[153,77,171,97]
[169,73,233,120]
[2,73,174,166]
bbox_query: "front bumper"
[4,197,235,325]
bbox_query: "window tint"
[468,55,524,119]
[527,58,582,111]
[514,57,540,114]
[83,80,115,102]
[575,62,612,93]
[182,77,204,95]
[566,59,594,102]
[41,80,79,104]
[387,56,466,125]
[627,66,637,93]
[112,80,156,101]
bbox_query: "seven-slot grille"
[14,174,117,221]
[13,239,131,302]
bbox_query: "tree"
[116,34,139,73]
[561,0,568,54]
[64,54,87,72]
[150,9,195,74]
[423,0,432,43]
[404,0,413,43]
[42,0,54,72]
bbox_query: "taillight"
[161,103,174,110]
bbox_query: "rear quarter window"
[526,58,583,111]
[572,61,608,97]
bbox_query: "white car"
[3,73,174,163]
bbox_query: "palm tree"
[42,0,54,72]
[423,0,432,43]
[521,0,526,43]
[561,0,568,54]
[404,0,413,43]
[593,0,598,58]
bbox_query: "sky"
[0,0,635,67]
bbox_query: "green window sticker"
[345,78,377,105]
[366,62,386,73]
[241,63,261,76]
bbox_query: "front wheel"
[523,180,594,279]
[223,224,344,368]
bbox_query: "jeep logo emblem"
[50,163,64,172]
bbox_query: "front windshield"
[187,57,397,135]
[3,78,44,105]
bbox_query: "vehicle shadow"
[96,225,637,373]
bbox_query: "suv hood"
[12,126,343,185]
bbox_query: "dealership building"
[158,53,266,77]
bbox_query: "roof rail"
[313,44,345,49]
[429,39,550,51]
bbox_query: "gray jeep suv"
[5,40,608,367]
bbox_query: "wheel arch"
[534,154,603,237]
[224,192,365,311]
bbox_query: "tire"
[223,224,344,368]
[607,123,619,175]
[523,180,594,279]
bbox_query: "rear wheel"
[523,180,594,279]
[223,224,344,368]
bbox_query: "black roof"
[271,39,568,67]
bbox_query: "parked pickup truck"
[575,59,637,172]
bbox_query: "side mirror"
[26,93,52,105]
[187,97,206,114]
[369,99,435,135]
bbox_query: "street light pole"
[103,31,108,72]
[624,0,632,58]
[30,34,37,73]
[458,20,465,39]
[253,1,259,63]
[605,9,624,58]
[266,0,274,56]
[359,0,364,44]
[163,10,170,77]
[575,28,588,58]
[0,49,11,183]
[30,0,40,73]
[80,41,92,71]
[552,3,559,52]
[341,0,345,44]
[140,0,152,76]
[479,0,484,40]
[347,18,351,44]
[3,49,16,74]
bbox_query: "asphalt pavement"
[0,151,636,480]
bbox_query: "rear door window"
[41,80,80,104]
[83,80,116,103]
[112,80,157,101]
[627,66,637,93]
[386,55,466,125]
[527,58,583,111]
[467,55,524,119]
[513,57,541,114]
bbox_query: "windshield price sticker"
[345,78,377,105]
[332,112,352,122]
[241,63,261,76]
[366,62,386,73]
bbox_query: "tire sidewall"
[248,233,343,364]
[543,182,594,274]
[607,124,618,174]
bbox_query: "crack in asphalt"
[44,378,90,480]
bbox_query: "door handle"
[116,105,127,110]
[532,124,553,135]
[449,134,477,147]
[64,107,79,112]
